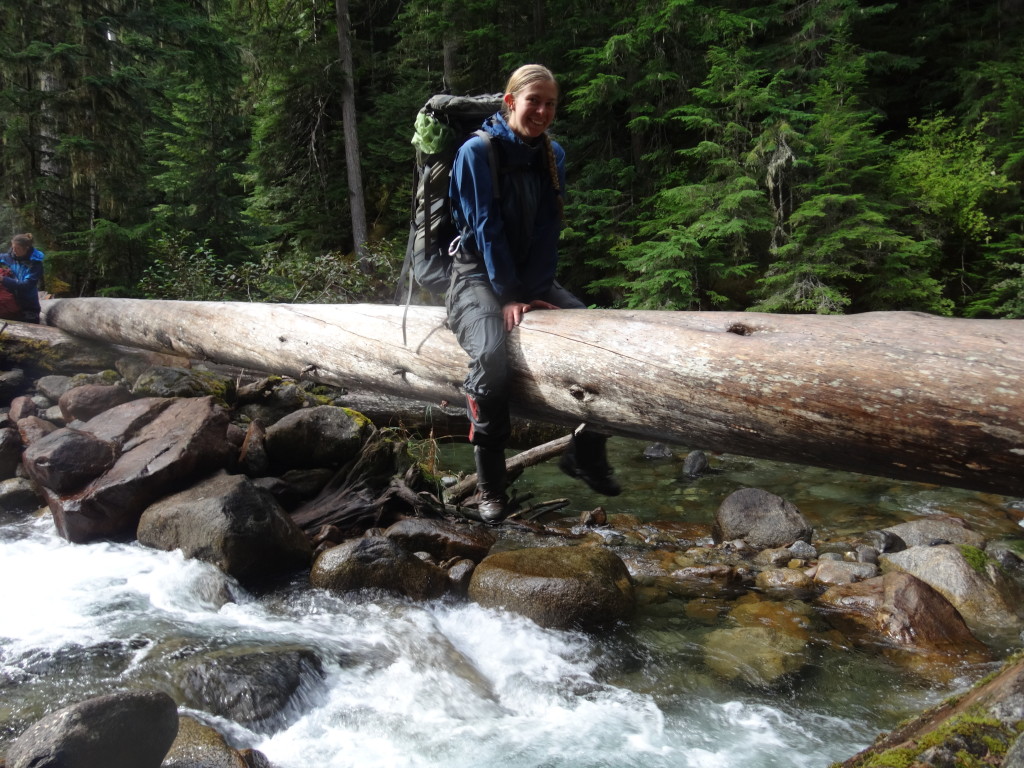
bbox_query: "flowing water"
[2,439,1022,767]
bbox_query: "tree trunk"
[334,0,369,270]
[41,298,1024,498]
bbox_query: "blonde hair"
[501,65,563,219]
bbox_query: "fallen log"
[40,298,1024,498]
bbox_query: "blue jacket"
[450,113,566,304]
[0,248,44,315]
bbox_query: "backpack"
[396,93,503,313]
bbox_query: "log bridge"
[39,299,1024,498]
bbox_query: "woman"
[0,233,45,323]
[447,64,619,522]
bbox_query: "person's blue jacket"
[0,248,44,316]
[450,112,566,304]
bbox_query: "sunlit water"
[2,439,1021,766]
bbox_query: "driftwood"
[40,298,1024,497]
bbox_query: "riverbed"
[2,439,1020,766]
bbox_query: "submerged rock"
[162,714,268,768]
[468,544,635,630]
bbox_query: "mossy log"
[41,299,1024,498]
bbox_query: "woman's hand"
[502,300,560,331]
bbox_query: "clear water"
[2,439,1020,767]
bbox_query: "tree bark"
[40,298,1024,498]
[334,0,369,270]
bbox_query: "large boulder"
[4,690,178,768]
[883,516,987,549]
[880,544,1024,643]
[21,428,117,494]
[31,397,234,543]
[137,471,312,586]
[131,365,236,403]
[468,544,635,630]
[178,646,325,732]
[310,535,449,600]
[819,571,990,678]
[712,487,812,550]
[0,477,43,514]
[264,405,371,469]
[384,517,496,563]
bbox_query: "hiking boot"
[474,445,510,523]
[559,431,621,496]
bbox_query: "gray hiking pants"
[446,277,585,448]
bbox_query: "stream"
[2,439,1021,767]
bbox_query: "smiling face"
[504,78,558,141]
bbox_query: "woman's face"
[504,79,558,140]
[11,242,29,259]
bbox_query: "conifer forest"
[1,0,1022,317]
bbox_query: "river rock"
[0,477,43,513]
[711,487,812,550]
[883,516,987,549]
[468,544,635,630]
[8,394,38,421]
[681,450,709,477]
[813,559,879,586]
[880,544,1024,641]
[36,396,234,543]
[22,427,118,494]
[239,420,270,476]
[446,558,476,597]
[0,425,21,478]
[16,414,58,446]
[57,382,134,422]
[384,517,496,563]
[703,624,808,687]
[162,714,258,768]
[137,471,313,586]
[236,378,329,428]
[132,365,236,403]
[311,534,449,600]
[755,567,814,593]
[178,646,325,732]
[0,367,27,402]
[35,374,74,402]
[264,405,371,469]
[819,571,990,677]
[4,689,179,768]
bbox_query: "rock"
[41,405,65,426]
[643,442,673,459]
[384,518,496,563]
[311,535,449,600]
[179,646,325,732]
[712,487,812,550]
[239,420,270,476]
[22,427,118,494]
[58,382,133,422]
[4,690,178,768]
[137,472,312,586]
[236,378,324,425]
[37,396,234,543]
[35,374,74,402]
[132,365,236,402]
[264,405,371,470]
[0,426,21,478]
[446,558,476,597]
[0,477,43,513]
[16,415,58,446]
[813,559,879,586]
[755,567,814,593]
[703,623,808,687]
[0,367,27,401]
[8,395,38,421]
[253,468,335,508]
[880,544,1024,642]
[858,528,907,554]
[754,547,793,567]
[162,714,253,768]
[788,539,817,560]
[681,450,709,477]
[468,544,635,630]
[883,516,987,549]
